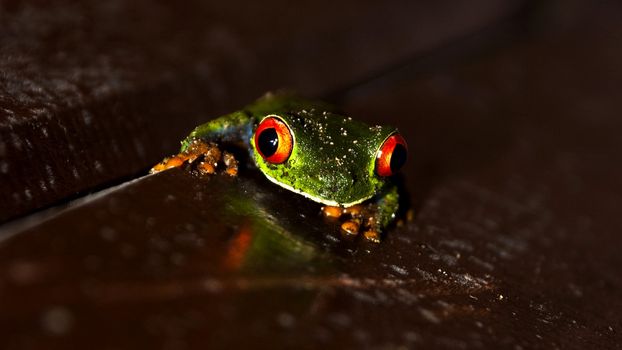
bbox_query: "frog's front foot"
[150,140,238,176]
[321,205,382,243]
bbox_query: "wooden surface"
[1,1,622,349]
[0,0,522,222]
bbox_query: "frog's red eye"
[376,133,408,177]
[254,116,293,164]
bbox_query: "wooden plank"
[1,2,621,347]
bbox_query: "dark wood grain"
[1,1,621,349]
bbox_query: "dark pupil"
[258,128,279,157]
[390,144,407,172]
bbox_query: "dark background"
[0,0,621,349]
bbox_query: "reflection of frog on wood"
[152,93,408,242]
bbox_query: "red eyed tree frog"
[151,93,408,242]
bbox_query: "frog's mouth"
[260,171,373,208]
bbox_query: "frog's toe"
[363,230,381,243]
[322,205,344,218]
[342,205,363,218]
[150,159,170,174]
[196,161,216,175]
[340,219,361,236]
[150,155,188,173]
[361,212,384,243]
[222,151,239,177]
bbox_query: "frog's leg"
[362,184,400,242]
[322,184,400,243]
[150,111,254,175]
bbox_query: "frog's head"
[250,110,407,207]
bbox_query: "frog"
[151,92,408,242]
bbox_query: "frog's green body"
[180,93,405,237]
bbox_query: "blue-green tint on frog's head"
[251,109,403,207]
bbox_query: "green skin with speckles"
[180,93,402,233]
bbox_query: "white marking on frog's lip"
[261,172,372,208]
